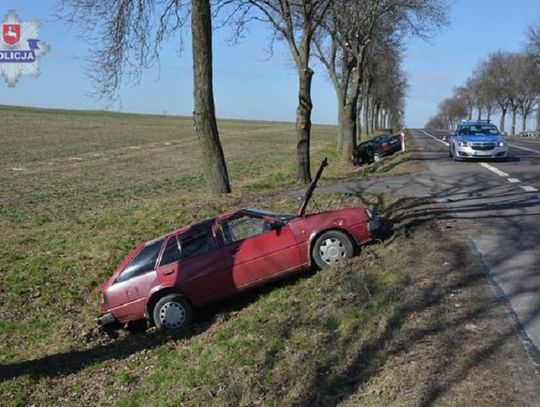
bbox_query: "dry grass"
[2,106,537,406]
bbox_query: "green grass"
[0,105,419,406]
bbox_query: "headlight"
[458,141,469,147]
[497,141,506,147]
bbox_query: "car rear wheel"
[152,294,192,332]
[373,153,382,163]
[312,230,354,269]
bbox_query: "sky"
[0,0,539,128]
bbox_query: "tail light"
[100,291,109,308]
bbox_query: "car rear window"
[115,238,164,283]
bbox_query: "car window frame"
[218,211,275,246]
[114,238,165,284]
[158,234,181,267]
[177,222,219,261]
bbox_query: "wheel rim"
[319,237,347,265]
[158,301,187,329]
[374,154,381,162]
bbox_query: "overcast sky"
[0,0,539,128]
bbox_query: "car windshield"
[245,208,295,220]
[459,125,499,136]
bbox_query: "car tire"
[125,319,147,334]
[312,230,354,269]
[152,294,192,332]
[452,147,460,162]
[373,153,382,163]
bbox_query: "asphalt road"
[409,128,540,372]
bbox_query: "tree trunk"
[499,108,507,133]
[296,67,313,183]
[374,104,381,130]
[487,105,492,121]
[536,104,540,131]
[356,97,363,142]
[468,106,473,120]
[477,106,482,120]
[363,96,370,138]
[339,102,357,161]
[522,113,527,133]
[511,107,517,136]
[337,102,344,151]
[191,0,231,194]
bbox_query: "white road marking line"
[478,162,510,177]
[419,129,449,146]
[521,186,539,192]
[507,178,520,183]
[508,143,540,155]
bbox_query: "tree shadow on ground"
[0,266,318,383]
[294,181,540,406]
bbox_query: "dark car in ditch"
[353,133,402,165]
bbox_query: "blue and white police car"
[449,120,508,161]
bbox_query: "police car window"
[116,239,164,283]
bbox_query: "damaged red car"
[98,159,381,332]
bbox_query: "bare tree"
[314,0,447,161]
[526,19,540,130]
[455,85,474,120]
[59,0,231,194]
[478,52,513,133]
[221,0,332,183]
[510,53,540,132]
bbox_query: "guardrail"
[517,131,540,139]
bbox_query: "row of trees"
[426,20,540,134]
[61,0,447,194]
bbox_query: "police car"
[449,120,508,161]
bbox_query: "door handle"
[162,269,175,276]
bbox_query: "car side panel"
[106,271,159,323]
[223,225,303,289]
[177,247,235,305]
[288,208,371,263]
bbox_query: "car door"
[218,212,302,288]
[171,222,235,304]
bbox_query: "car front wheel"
[312,230,354,269]
[373,153,382,163]
[152,294,192,332]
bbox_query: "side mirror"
[270,219,286,230]
[501,131,507,137]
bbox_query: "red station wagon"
[98,160,381,332]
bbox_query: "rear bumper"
[97,312,120,330]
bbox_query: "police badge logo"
[3,23,20,46]
[0,10,50,87]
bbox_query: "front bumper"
[455,145,508,158]
[368,216,382,233]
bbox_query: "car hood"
[298,157,328,217]
[460,135,502,143]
